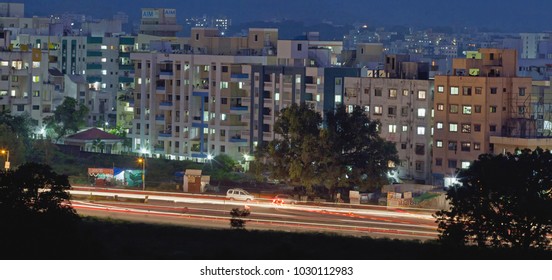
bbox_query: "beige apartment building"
[343,77,433,183]
[433,49,533,187]
[129,28,279,162]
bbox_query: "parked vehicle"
[272,194,297,205]
[226,188,255,201]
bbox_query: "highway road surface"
[70,187,439,241]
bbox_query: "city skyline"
[19,0,552,32]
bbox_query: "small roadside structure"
[382,184,446,209]
[63,127,124,154]
[183,169,210,193]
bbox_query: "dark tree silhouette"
[436,148,552,249]
[0,163,80,257]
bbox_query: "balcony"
[229,135,247,143]
[153,145,164,153]
[156,86,166,94]
[155,115,165,124]
[159,101,173,110]
[13,97,30,105]
[230,104,248,112]
[230,73,249,81]
[159,71,174,80]
[158,131,172,139]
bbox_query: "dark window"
[415,144,425,155]
[448,160,457,169]
[448,141,457,151]
[490,125,497,132]
[374,88,382,96]
[436,158,443,166]
[475,105,481,113]
[474,124,481,132]
[490,87,497,94]
[297,44,302,51]
[221,98,227,104]
[461,142,471,152]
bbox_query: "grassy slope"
[8,217,548,260]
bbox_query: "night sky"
[20,0,552,32]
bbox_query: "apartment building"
[433,49,533,187]
[129,28,279,162]
[0,42,61,130]
[342,76,433,183]
[243,65,325,150]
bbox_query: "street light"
[138,157,145,191]
[1,149,10,170]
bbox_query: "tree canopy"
[44,97,89,141]
[260,103,399,193]
[436,148,552,250]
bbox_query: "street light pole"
[138,156,145,191]
[142,156,145,191]
[1,149,9,170]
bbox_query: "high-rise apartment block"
[433,49,533,186]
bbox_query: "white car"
[226,188,255,201]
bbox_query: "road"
[69,187,439,241]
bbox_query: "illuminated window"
[417,90,426,100]
[374,106,383,115]
[437,104,444,111]
[389,89,397,99]
[32,76,40,82]
[417,108,426,118]
[461,161,471,169]
[450,86,459,95]
[436,140,443,148]
[32,62,40,68]
[388,125,397,133]
[449,123,458,132]
[403,89,409,96]
[101,45,107,50]
[437,86,444,93]
[101,58,107,62]
[463,105,472,114]
[417,126,425,135]
[436,122,444,129]
[0,61,8,67]
[402,125,408,132]
[490,106,497,113]
[220,82,228,89]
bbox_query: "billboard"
[164,9,176,17]
[142,9,159,19]
[114,168,143,187]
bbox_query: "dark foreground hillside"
[1,217,550,260]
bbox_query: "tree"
[92,138,106,153]
[266,103,323,191]
[0,163,79,257]
[0,124,26,168]
[321,104,399,192]
[436,148,552,250]
[44,97,89,141]
[203,154,239,181]
[261,103,399,194]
